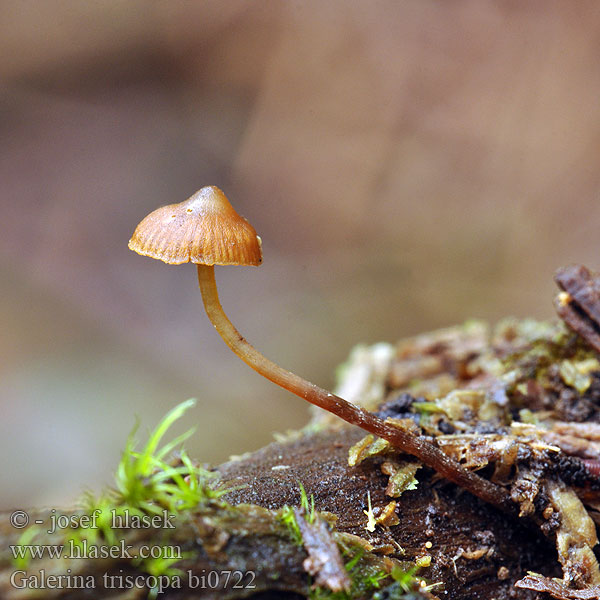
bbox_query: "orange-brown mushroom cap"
[128,186,262,266]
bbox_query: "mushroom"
[129,186,512,513]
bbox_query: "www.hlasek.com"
[11,537,181,560]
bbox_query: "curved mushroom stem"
[197,264,514,513]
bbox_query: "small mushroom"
[129,186,512,513]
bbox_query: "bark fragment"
[555,265,600,353]
[293,507,351,593]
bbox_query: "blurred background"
[2,1,600,508]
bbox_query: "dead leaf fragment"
[381,460,420,497]
[348,434,390,467]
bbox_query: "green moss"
[307,546,438,600]
[112,398,227,512]
[12,400,231,598]
[277,486,424,600]
[74,399,227,545]
[80,400,230,588]
[279,504,303,545]
[308,546,388,600]
[278,481,316,544]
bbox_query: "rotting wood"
[5,266,600,598]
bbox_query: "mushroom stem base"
[197,264,513,514]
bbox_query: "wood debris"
[293,507,351,593]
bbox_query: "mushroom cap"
[128,186,262,266]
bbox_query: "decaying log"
[5,266,600,599]
[219,427,557,599]
[1,424,553,600]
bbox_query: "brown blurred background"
[2,1,600,508]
